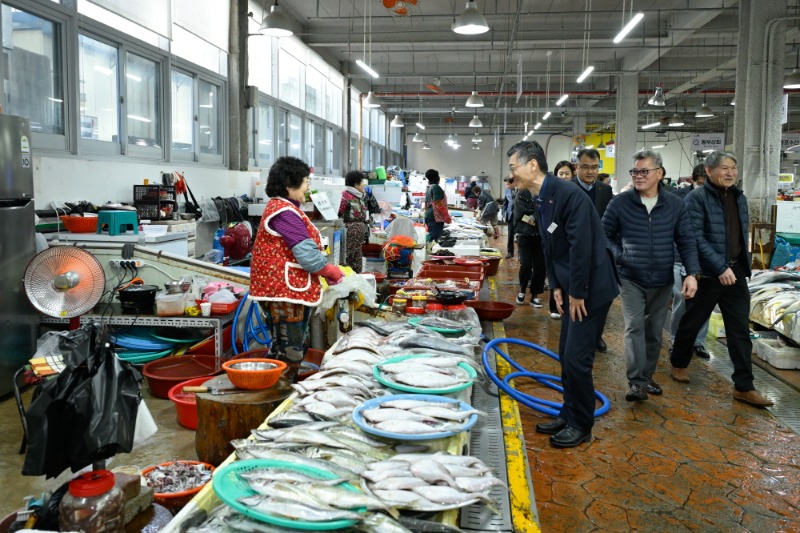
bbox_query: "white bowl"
[141,224,168,236]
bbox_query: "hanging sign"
[778,173,794,184]
[691,133,725,151]
[780,133,800,152]
[310,192,338,221]
[605,144,615,158]
[516,54,523,103]
[782,94,789,124]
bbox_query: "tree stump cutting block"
[195,374,293,465]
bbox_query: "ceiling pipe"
[370,89,739,98]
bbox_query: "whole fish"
[295,390,363,408]
[240,468,346,487]
[297,401,353,419]
[396,335,474,355]
[409,406,486,421]
[361,407,440,425]
[295,482,396,513]
[361,468,412,483]
[454,475,507,492]
[237,495,363,522]
[410,459,457,487]
[356,512,413,533]
[377,362,464,376]
[389,371,472,389]
[396,516,465,533]
[371,489,429,507]
[320,358,374,376]
[411,485,491,506]
[223,511,302,532]
[372,419,463,434]
[232,449,361,481]
[370,476,429,490]
[379,398,460,410]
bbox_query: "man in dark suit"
[507,140,619,449]
[572,147,614,353]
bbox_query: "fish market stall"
[749,270,800,343]
[161,307,538,532]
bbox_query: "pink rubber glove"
[317,263,343,285]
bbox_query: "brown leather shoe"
[733,389,774,407]
[671,367,690,383]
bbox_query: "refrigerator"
[0,114,37,396]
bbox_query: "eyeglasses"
[629,168,658,177]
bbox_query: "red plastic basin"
[168,376,214,430]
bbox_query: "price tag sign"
[310,192,338,221]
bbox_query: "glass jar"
[425,303,445,318]
[60,470,124,533]
[409,295,427,308]
[391,297,408,315]
[406,306,425,316]
[445,304,467,321]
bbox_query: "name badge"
[547,222,558,233]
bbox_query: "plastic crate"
[134,185,175,202]
[754,338,800,369]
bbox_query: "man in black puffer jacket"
[670,151,773,408]
[603,150,701,402]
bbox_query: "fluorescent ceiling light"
[542,111,552,121]
[364,91,381,108]
[784,69,800,89]
[613,12,644,43]
[576,65,594,83]
[198,104,213,108]
[730,97,736,106]
[654,131,667,139]
[47,97,63,103]
[260,2,294,37]
[465,90,484,107]
[695,103,714,118]
[356,59,379,79]
[390,114,404,127]
[669,114,684,127]
[641,122,661,129]
[702,149,714,153]
[452,1,489,35]
[127,114,152,123]
[416,122,426,130]
[555,94,569,106]
[585,144,594,149]
[469,115,483,128]
[534,122,542,130]
[652,144,666,149]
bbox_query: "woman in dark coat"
[338,170,369,272]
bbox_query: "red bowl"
[362,271,387,283]
[466,301,515,321]
[142,355,221,399]
[168,376,214,430]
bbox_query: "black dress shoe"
[596,338,607,353]
[625,384,648,401]
[549,426,592,448]
[645,380,663,395]
[693,345,711,359]
[535,417,567,435]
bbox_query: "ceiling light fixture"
[260,1,293,37]
[542,111,552,121]
[555,94,568,106]
[648,84,666,106]
[412,132,422,142]
[613,11,644,43]
[390,114,404,127]
[784,47,800,89]
[729,96,736,106]
[695,102,714,118]
[356,0,379,78]
[469,114,483,128]
[465,54,484,107]
[472,143,480,150]
[422,142,431,150]
[654,130,667,139]
[652,144,666,149]
[534,122,542,130]
[416,122,426,130]
[356,60,379,79]
[364,90,381,108]
[597,135,606,149]
[577,4,594,83]
[669,103,684,126]
[641,121,661,129]
[472,132,482,142]
[452,1,489,35]
[555,44,569,106]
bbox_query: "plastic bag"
[316,268,377,315]
[22,324,142,478]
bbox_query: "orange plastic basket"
[59,215,98,233]
[221,358,286,389]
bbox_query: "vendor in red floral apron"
[249,156,343,381]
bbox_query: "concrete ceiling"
[271,0,798,135]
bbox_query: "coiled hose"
[231,291,272,354]
[482,337,611,418]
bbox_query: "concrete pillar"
[228,0,249,171]
[615,72,639,189]
[733,0,788,222]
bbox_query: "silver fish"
[379,398,460,410]
[409,406,486,421]
[295,482,395,513]
[454,475,507,492]
[320,358,374,376]
[372,419,463,434]
[356,512,413,533]
[361,407,440,424]
[297,401,353,419]
[440,462,492,477]
[371,489,429,507]
[237,495,363,522]
[410,459,457,487]
[295,390,363,408]
[240,468,346,487]
[377,362,464,376]
[370,476,429,490]
[233,449,360,481]
[389,371,472,389]
[361,468,412,483]
[411,485,491,506]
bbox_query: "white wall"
[33,155,258,210]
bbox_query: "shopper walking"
[572,148,614,353]
[670,164,712,359]
[502,177,516,258]
[554,160,576,181]
[338,170,369,273]
[602,150,700,402]
[464,177,479,209]
[249,156,343,382]
[513,188,547,307]
[424,168,451,243]
[507,140,618,449]
[670,151,773,407]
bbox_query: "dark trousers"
[670,260,754,392]
[426,220,444,242]
[558,300,611,431]
[517,234,546,295]
[506,219,515,256]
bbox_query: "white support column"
[733,0,788,222]
[615,72,639,190]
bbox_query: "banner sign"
[691,133,725,151]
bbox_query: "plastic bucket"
[142,355,221,399]
[167,376,214,430]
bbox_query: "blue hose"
[482,337,611,418]
[232,291,272,354]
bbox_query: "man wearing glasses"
[573,148,614,353]
[670,151,773,407]
[506,140,618,448]
[602,150,701,402]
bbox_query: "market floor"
[2,237,800,531]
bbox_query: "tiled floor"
[1,236,800,531]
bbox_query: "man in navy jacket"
[670,151,773,407]
[603,150,700,402]
[507,140,619,449]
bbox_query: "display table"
[45,231,190,257]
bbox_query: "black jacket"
[513,189,539,237]
[602,185,701,288]
[571,178,613,217]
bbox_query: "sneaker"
[515,293,526,305]
[550,312,561,319]
[625,384,648,401]
[531,298,543,308]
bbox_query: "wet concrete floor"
[1,234,800,531]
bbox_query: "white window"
[256,101,274,167]
[78,34,119,150]
[171,69,193,156]
[125,52,161,153]
[279,48,301,108]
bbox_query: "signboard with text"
[691,133,725,152]
[780,134,800,152]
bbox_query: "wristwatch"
[692,273,702,280]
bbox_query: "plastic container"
[142,355,221,399]
[445,304,468,321]
[59,215,99,233]
[156,292,187,316]
[168,375,214,430]
[391,297,408,314]
[141,461,214,512]
[406,306,425,316]
[425,302,445,317]
[59,470,124,533]
[222,358,287,390]
[410,295,427,308]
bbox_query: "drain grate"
[705,339,800,434]
[462,351,514,531]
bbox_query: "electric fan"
[383,0,417,16]
[23,246,106,318]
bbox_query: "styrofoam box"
[754,338,800,369]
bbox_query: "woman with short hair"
[338,170,369,272]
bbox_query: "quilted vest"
[249,198,323,305]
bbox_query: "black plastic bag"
[22,324,142,478]
[365,190,381,215]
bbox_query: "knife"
[183,385,250,395]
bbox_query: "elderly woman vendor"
[249,156,343,381]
